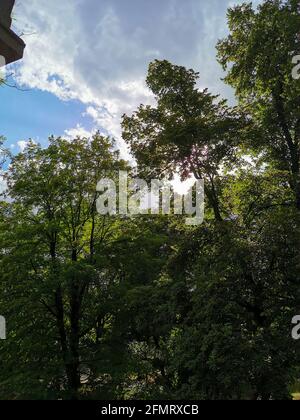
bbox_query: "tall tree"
[122,60,243,221]
[0,134,129,399]
[217,0,300,209]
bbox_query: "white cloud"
[17,140,37,152]
[64,124,96,140]
[17,140,29,152]
[13,0,263,154]
[0,172,7,195]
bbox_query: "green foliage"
[217,0,300,209]
[122,60,244,221]
[0,0,300,401]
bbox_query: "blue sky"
[0,86,94,149]
[1,0,261,155]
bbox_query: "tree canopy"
[0,0,300,400]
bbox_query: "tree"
[217,0,300,209]
[0,134,178,399]
[0,134,130,399]
[122,60,243,221]
[1,0,300,400]
[122,55,300,399]
[166,202,300,399]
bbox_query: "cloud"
[17,140,37,152]
[64,124,96,140]
[17,140,30,152]
[0,172,7,195]
[13,0,263,153]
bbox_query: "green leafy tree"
[122,60,243,221]
[217,0,300,209]
[0,134,130,399]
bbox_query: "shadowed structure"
[0,0,25,64]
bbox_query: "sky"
[1,0,262,156]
